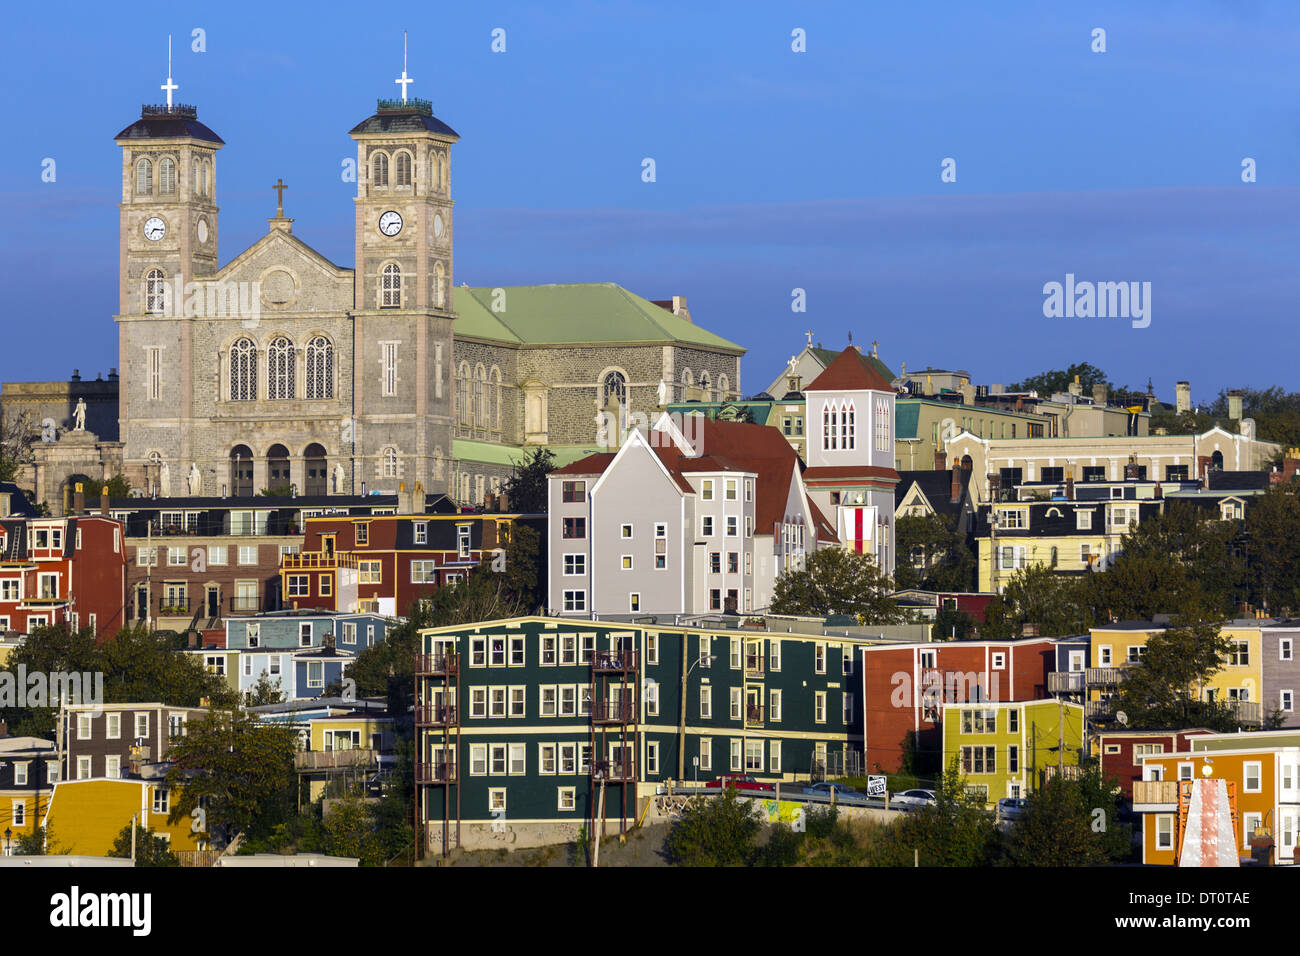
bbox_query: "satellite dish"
[1116,711,1128,726]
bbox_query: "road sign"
[866,775,887,797]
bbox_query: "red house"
[280,513,543,616]
[861,637,1057,774]
[0,515,128,641]
[1096,728,1217,799]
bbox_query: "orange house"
[1135,745,1299,865]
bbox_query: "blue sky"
[1,0,1298,403]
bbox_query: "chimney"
[1068,376,1083,398]
[672,295,691,322]
[0,719,8,738]
[1154,481,1163,499]
[109,367,118,380]
[934,451,947,471]
[412,480,426,515]
[958,383,975,406]
[73,484,85,514]
[1091,383,1108,406]
[498,491,510,512]
[951,465,962,504]
[900,361,907,378]
[1228,390,1243,421]
[71,369,81,382]
[1175,381,1191,414]
[1065,474,1075,500]
[324,632,336,650]
[100,489,109,515]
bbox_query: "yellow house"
[42,779,205,856]
[1088,622,1263,725]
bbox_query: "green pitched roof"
[453,440,607,469]
[811,346,894,383]
[452,283,745,352]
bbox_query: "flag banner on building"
[1178,778,1239,867]
[837,505,876,554]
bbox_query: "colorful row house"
[0,514,126,640]
[0,736,57,849]
[415,616,869,855]
[941,699,1086,805]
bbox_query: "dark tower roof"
[114,103,224,144]
[349,98,458,138]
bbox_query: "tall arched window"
[267,444,291,487]
[681,368,693,387]
[230,338,257,401]
[230,446,253,496]
[603,371,627,409]
[458,362,471,425]
[136,158,153,196]
[158,157,176,194]
[381,263,401,308]
[145,269,168,314]
[371,151,389,187]
[842,401,856,450]
[440,154,449,192]
[382,447,398,478]
[474,365,487,428]
[306,335,334,399]
[490,367,502,431]
[434,262,446,308]
[304,443,328,496]
[267,337,294,399]
[395,151,412,186]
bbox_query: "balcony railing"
[591,758,636,782]
[745,655,764,678]
[416,761,457,784]
[294,749,376,770]
[415,652,458,677]
[1085,699,1114,720]
[592,649,637,672]
[589,700,636,724]
[1230,700,1262,726]
[1086,667,1127,686]
[229,596,263,613]
[158,598,191,615]
[415,704,458,726]
[281,551,358,570]
[1048,671,1086,694]
[1132,779,1178,808]
[745,704,764,727]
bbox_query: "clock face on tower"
[143,217,166,241]
[379,211,403,237]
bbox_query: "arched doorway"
[304,443,327,496]
[1211,450,1224,470]
[960,454,973,471]
[267,444,291,493]
[230,446,253,497]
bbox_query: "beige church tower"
[113,48,456,499]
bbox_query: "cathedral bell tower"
[346,36,457,495]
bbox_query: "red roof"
[805,346,895,393]
[552,454,616,476]
[802,465,901,484]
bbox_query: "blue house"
[225,610,395,653]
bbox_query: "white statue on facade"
[158,461,170,497]
[332,463,345,494]
[189,463,202,497]
[656,378,668,407]
[73,398,87,431]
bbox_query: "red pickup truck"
[706,773,775,792]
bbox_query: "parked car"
[996,797,1027,822]
[802,781,867,802]
[706,773,775,792]
[890,788,937,810]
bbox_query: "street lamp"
[678,653,717,782]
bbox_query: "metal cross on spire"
[161,34,179,108]
[272,178,288,217]
[394,31,414,102]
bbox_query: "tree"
[894,513,975,592]
[770,548,904,623]
[1245,483,1300,614]
[501,446,555,514]
[0,411,35,484]
[980,565,1093,640]
[1009,363,1109,398]
[870,758,999,866]
[109,821,179,866]
[1112,620,1241,731]
[100,624,237,709]
[1005,766,1129,866]
[81,473,133,499]
[165,710,300,845]
[665,788,761,866]
[243,672,286,707]
[931,606,978,642]
[320,793,381,864]
[0,624,102,737]
[12,826,61,855]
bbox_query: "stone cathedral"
[18,60,746,511]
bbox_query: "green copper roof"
[453,440,606,469]
[894,402,921,440]
[452,283,745,352]
[665,402,780,426]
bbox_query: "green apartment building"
[416,616,871,855]
[941,698,1085,805]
